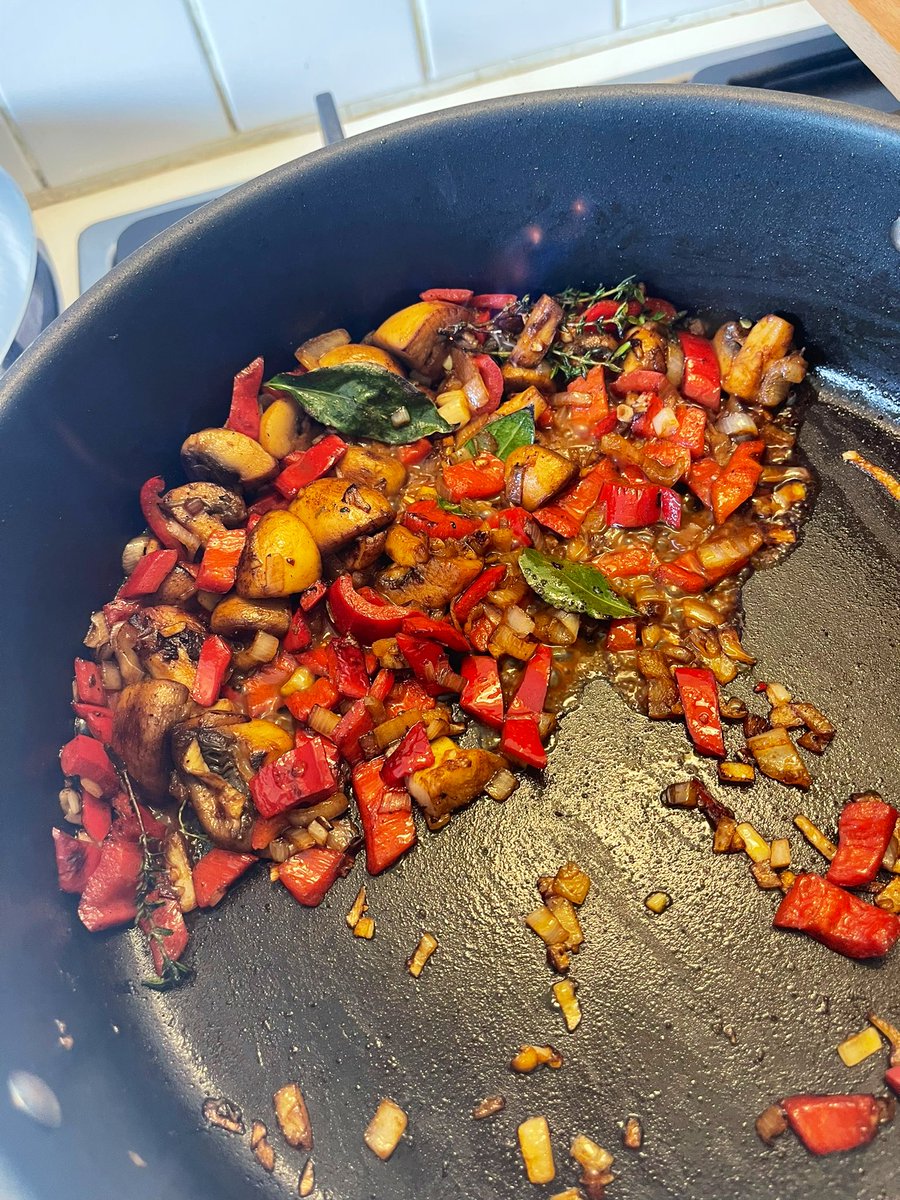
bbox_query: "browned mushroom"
[181,428,277,489]
[161,482,246,546]
[111,679,191,800]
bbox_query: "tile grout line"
[0,83,49,190]
[181,0,241,134]
[409,0,434,82]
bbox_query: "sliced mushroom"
[111,679,191,800]
[622,324,668,375]
[129,606,207,689]
[508,295,563,369]
[337,445,407,495]
[377,554,482,608]
[290,479,394,554]
[161,483,247,546]
[181,428,277,489]
[151,563,198,606]
[163,831,197,912]
[171,715,252,849]
[504,446,577,511]
[341,529,389,572]
[210,594,291,638]
[385,523,429,567]
[235,510,322,598]
[408,740,506,822]
[370,301,468,378]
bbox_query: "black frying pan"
[0,86,898,1200]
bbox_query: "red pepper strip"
[332,636,370,699]
[687,458,720,509]
[52,828,102,894]
[141,893,189,977]
[242,652,297,718]
[328,575,410,643]
[711,440,765,525]
[279,847,347,905]
[658,487,682,529]
[631,394,665,438]
[192,849,256,908]
[74,658,106,705]
[110,794,169,842]
[671,404,707,458]
[886,1066,900,1095]
[369,669,395,704]
[500,645,552,768]
[283,607,312,652]
[582,299,641,327]
[119,548,179,598]
[225,356,264,438]
[298,641,339,680]
[332,699,375,765]
[383,722,435,785]
[611,369,670,396]
[471,293,517,309]
[468,613,495,653]
[402,614,471,653]
[250,740,338,818]
[534,462,613,538]
[452,564,507,625]
[565,366,610,436]
[73,703,114,744]
[195,527,246,593]
[674,667,725,756]
[80,792,112,843]
[442,452,505,500]
[774,873,900,959]
[60,735,119,795]
[419,287,474,304]
[677,332,721,410]
[250,815,287,851]
[460,656,504,730]
[103,597,139,626]
[296,729,340,777]
[594,546,656,579]
[471,353,504,413]
[400,500,482,539]
[284,677,340,723]
[395,633,449,696]
[606,619,637,652]
[139,476,182,550]
[191,635,232,707]
[513,644,552,713]
[397,438,433,466]
[827,798,900,888]
[643,297,678,320]
[485,506,533,547]
[352,758,417,875]
[274,434,348,499]
[600,482,662,528]
[246,490,286,520]
[782,1095,882,1156]
[384,678,436,719]
[77,835,144,930]
[655,560,708,593]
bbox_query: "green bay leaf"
[519,548,635,619]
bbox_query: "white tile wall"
[0,0,231,187]
[193,0,425,130]
[417,0,616,79]
[620,0,734,27]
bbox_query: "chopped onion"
[100,661,122,691]
[58,787,82,822]
[615,403,634,423]
[570,1133,613,1175]
[250,1121,274,1172]
[552,978,581,1031]
[424,661,464,693]
[307,818,331,846]
[472,1095,505,1120]
[623,1117,643,1150]
[379,790,412,814]
[121,534,158,575]
[326,820,358,853]
[666,337,685,387]
[374,710,421,749]
[346,887,368,929]
[294,327,349,369]
[273,1082,312,1149]
[83,611,110,650]
[651,407,679,437]
[247,630,279,665]
[735,822,769,863]
[755,1104,788,1146]
[390,406,411,428]
[484,768,517,802]
[307,705,340,738]
[793,813,836,860]
[747,727,810,788]
[511,1045,563,1073]
[196,590,220,612]
[681,598,725,629]
[407,931,438,978]
[353,915,375,939]
[837,1026,883,1067]
[517,1116,555,1185]
[765,681,792,706]
[525,905,569,946]
[364,1099,408,1160]
[644,891,672,913]
[298,1159,315,1197]
[287,793,349,827]
[506,605,535,637]
[717,409,758,437]
[489,624,535,661]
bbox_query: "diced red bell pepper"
[419,287,473,304]
[295,729,340,777]
[332,636,370,700]
[283,607,312,653]
[396,633,449,696]
[512,643,552,714]
[600,482,662,529]
[606,619,637,652]
[611,370,670,397]
[460,656,504,730]
[103,597,140,626]
[655,559,708,593]
[383,722,434,785]
[687,458,720,510]
[195,528,246,593]
[352,758,417,875]
[80,792,112,843]
[774,873,900,959]
[677,332,721,410]
[190,635,232,707]
[582,299,641,327]
[73,702,114,744]
[485,506,533,546]
[659,486,682,529]
[397,438,433,466]
[400,499,482,539]
[241,652,297,718]
[782,1094,882,1156]
[274,434,348,498]
[140,894,190,976]
[52,828,102,894]
[500,644,552,769]
[643,297,678,321]
[299,580,328,611]
[278,847,347,906]
[468,613,495,653]
[119,548,179,599]
[594,546,656,579]
[60,734,119,795]
[671,405,707,458]
[250,739,338,819]
[139,476,182,550]
[246,490,286,520]
[711,439,765,525]
[401,614,470,653]
[443,452,505,500]
[471,293,517,309]
[250,815,288,851]
[332,699,375,765]
[110,794,169,842]
[886,1066,900,1095]
[384,678,437,719]
[452,564,507,624]
[534,462,613,538]
[77,835,144,930]
[471,354,504,413]
[296,644,338,679]
[674,667,725,757]
[369,668,395,703]
[74,658,106,706]
[328,575,410,643]
[192,849,256,908]
[826,798,899,888]
[225,356,264,439]
[284,677,340,723]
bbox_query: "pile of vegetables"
[52,278,814,994]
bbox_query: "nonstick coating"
[0,87,898,1200]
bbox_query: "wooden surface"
[810,0,900,99]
